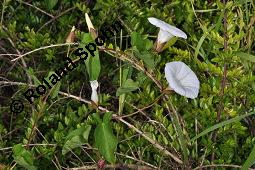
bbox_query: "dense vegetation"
[0,0,255,169]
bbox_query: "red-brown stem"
[211,0,228,162]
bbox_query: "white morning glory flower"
[164,61,199,99]
[148,17,187,52]
[90,80,99,104]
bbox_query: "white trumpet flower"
[90,80,99,104]
[164,61,199,99]
[148,17,187,52]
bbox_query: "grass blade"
[236,52,255,62]
[191,111,255,142]
[241,145,255,170]
[194,34,207,59]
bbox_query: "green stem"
[118,29,126,115]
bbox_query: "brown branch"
[70,163,157,170]
[98,47,188,163]
[9,43,78,62]
[116,152,158,169]
[2,25,33,85]
[17,0,54,18]
[120,94,163,118]
[7,38,32,82]
[99,47,163,90]
[194,164,255,170]
[37,7,76,32]
[59,91,182,164]
[0,144,56,151]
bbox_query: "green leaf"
[81,33,101,81]
[194,24,216,59]
[12,144,37,170]
[93,0,113,10]
[45,71,61,99]
[118,66,133,114]
[191,111,255,142]
[241,145,255,170]
[62,125,91,155]
[131,32,153,51]
[50,81,61,99]
[81,33,94,44]
[134,48,158,69]
[45,0,58,10]
[236,52,255,62]
[121,66,133,85]
[162,36,178,50]
[116,79,139,96]
[26,68,41,86]
[93,112,118,163]
[85,50,101,81]
[194,34,207,59]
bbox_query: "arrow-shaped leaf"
[93,112,118,163]
[81,33,101,81]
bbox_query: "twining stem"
[71,163,156,170]
[99,47,189,164]
[99,47,163,90]
[0,80,183,164]
[2,38,187,164]
[58,92,183,164]
[164,96,189,163]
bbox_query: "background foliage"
[0,0,255,169]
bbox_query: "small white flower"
[148,17,187,52]
[164,61,199,99]
[90,80,99,104]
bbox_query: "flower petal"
[90,80,99,103]
[165,61,199,99]
[158,29,174,44]
[148,17,187,39]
